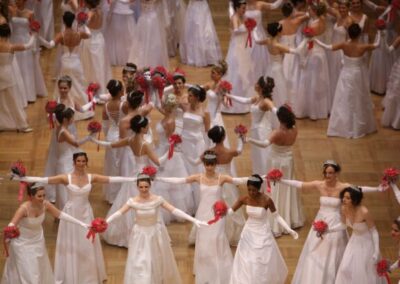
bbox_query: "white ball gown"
[221,24,254,114]
[327,55,377,138]
[54,174,107,284]
[250,103,272,175]
[0,52,29,131]
[123,196,182,284]
[369,31,392,95]
[1,207,54,284]
[294,26,331,120]
[80,21,112,94]
[36,0,54,41]
[104,0,136,66]
[281,34,300,106]
[334,221,385,284]
[164,0,186,57]
[381,50,400,129]
[207,89,228,136]
[155,122,196,220]
[102,102,124,204]
[11,55,28,108]
[267,144,304,236]
[194,177,233,284]
[230,206,288,284]
[179,0,222,66]
[266,53,289,113]
[128,0,169,69]
[292,197,348,284]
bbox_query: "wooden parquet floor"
[0,1,400,283]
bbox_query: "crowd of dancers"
[0,0,400,283]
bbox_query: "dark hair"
[202,150,218,165]
[282,2,294,17]
[27,183,45,197]
[188,85,206,102]
[348,23,361,39]
[126,90,144,109]
[323,161,341,175]
[277,105,296,128]
[57,75,73,88]
[208,126,226,144]
[173,74,186,84]
[340,186,363,206]
[257,76,275,99]
[0,23,11,38]
[136,175,152,186]
[63,11,75,28]
[247,174,263,190]
[84,0,100,8]
[267,22,283,37]
[130,115,148,133]
[290,0,306,7]
[55,104,74,124]
[107,79,123,97]
[73,152,89,163]
[393,218,400,230]
[232,0,246,10]
[311,2,327,16]
[212,60,228,76]
[0,0,9,22]
[122,62,137,74]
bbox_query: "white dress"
[250,103,272,175]
[179,0,222,66]
[267,145,304,236]
[36,0,54,41]
[294,29,331,120]
[194,176,233,284]
[327,55,377,138]
[123,197,182,284]
[0,53,29,131]
[245,9,269,79]
[207,89,228,143]
[292,197,348,284]
[165,0,186,57]
[334,221,385,284]
[102,102,124,204]
[80,24,112,94]
[266,53,289,114]
[128,0,169,69]
[54,174,107,284]
[11,55,28,108]
[280,34,299,106]
[58,41,94,120]
[381,54,400,129]
[230,206,288,284]
[221,24,254,114]
[370,30,392,95]
[104,0,136,66]
[1,206,54,284]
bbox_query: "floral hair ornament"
[244,18,257,48]
[266,168,283,193]
[45,100,58,129]
[10,161,28,202]
[168,134,182,160]
[207,200,228,225]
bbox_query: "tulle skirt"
[381,56,400,129]
[0,85,28,131]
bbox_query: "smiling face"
[188,91,198,105]
[211,69,222,82]
[58,82,71,97]
[338,3,349,16]
[73,154,88,169]
[323,165,338,183]
[350,0,361,12]
[247,184,260,199]
[137,180,151,195]
[32,188,46,204]
[391,223,400,241]
[237,3,247,16]
[173,78,185,94]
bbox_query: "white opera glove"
[172,208,208,227]
[279,179,303,189]
[77,135,91,146]
[327,222,347,233]
[59,212,89,228]
[373,31,381,48]
[106,211,122,224]
[236,137,244,154]
[391,183,400,205]
[314,39,333,50]
[80,101,94,112]
[90,137,112,147]
[23,35,35,49]
[360,185,387,193]
[289,39,307,54]
[272,211,298,239]
[232,177,249,185]
[370,226,380,263]
[363,0,378,11]
[248,137,271,148]
[97,93,112,101]
[387,44,395,53]
[155,177,187,184]
[38,36,55,49]
[11,175,49,183]
[225,94,252,104]
[390,259,399,272]
[229,0,234,18]
[108,176,138,183]
[158,151,169,165]
[269,0,284,9]
[227,208,234,216]
[271,107,278,115]
[82,24,91,37]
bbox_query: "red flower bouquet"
[77,11,88,25]
[389,0,400,22]
[166,72,174,85]
[302,27,315,49]
[382,167,399,184]
[376,259,391,283]
[141,166,157,179]
[11,160,28,202]
[312,220,328,239]
[135,74,150,103]
[151,66,168,78]
[375,19,386,30]
[86,82,100,111]
[87,121,102,134]
[168,134,182,159]
[234,124,248,136]
[3,225,20,257]
[86,218,108,243]
[244,18,257,47]
[29,20,41,33]
[45,100,58,129]
[151,75,166,101]
[217,80,233,106]
[207,200,228,225]
[266,168,283,193]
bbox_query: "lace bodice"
[182,112,204,139]
[250,104,271,130]
[126,196,164,226]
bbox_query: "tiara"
[323,160,338,167]
[31,183,45,189]
[204,153,217,160]
[59,75,72,82]
[123,66,136,72]
[248,176,263,182]
[191,85,202,92]
[137,173,150,179]
[138,116,145,124]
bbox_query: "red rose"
[87,82,100,95]
[375,19,386,30]
[302,26,315,38]
[218,80,232,94]
[267,169,283,182]
[151,66,168,78]
[151,76,166,101]
[10,160,26,177]
[45,100,58,114]
[86,218,108,243]
[3,225,20,257]
[382,167,399,184]
[312,220,328,238]
[244,18,257,31]
[166,73,174,85]
[87,121,102,133]
[29,20,41,32]
[168,134,182,159]
[77,11,88,25]
[141,166,157,179]
[376,259,391,283]
[207,200,228,225]
[234,124,248,136]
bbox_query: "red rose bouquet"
[135,74,150,103]
[87,121,102,134]
[86,218,108,243]
[168,134,182,159]
[77,11,88,25]
[3,225,20,257]
[382,167,399,185]
[217,80,233,107]
[151,66,168,78]
[266,168,283,193]
[45,100,58,129]
[312,220,328,239]
[207,200,228,225]
[302,27,315,50]
[151,75,166,102]
[86,82,100,111]
[234,124,248,136]
[29,19,41,33]
[389,0,400,22]
[141,166,157,179]
[376,259,391,283]
[10,161,28,202]
[244,18,257,47]
[375,19,386,30]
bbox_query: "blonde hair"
[212,60,228,76]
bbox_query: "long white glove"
[279,179,303,189]
[370,226,380,263]
[80,101,95,112]
[289,39,307,54]
[38,36,55,49]
[81,25,92,37]
[59,212,89,228]
[158,151,169,165]
[229,0,234,18]
[373,31,381,48]
[387,44,395,52]
[77,135,92,146]
[363,0,378,11]
[106,211,122,224]
[248,137,271,148]
[314,39,333,50]
[269,0,284,9]
[360,185,387,193]
[236,137,243,154]
[226,94,252,104]
[90,137,112,147]
[272,211,298,239]
[327,222,347,233]
[23,35,36,49]
[232,177,249,185]
[108,176,138,183]
[390,259,399,272]
[12,176,49,183]
[155,177,187,184]
[172,208,208,227]
[392,183,400,204]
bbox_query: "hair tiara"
[323,160,338,167]
[248,176,263,183]
[204,153,217,160]
[123,66,136,72]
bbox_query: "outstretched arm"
[162,201,208,227]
